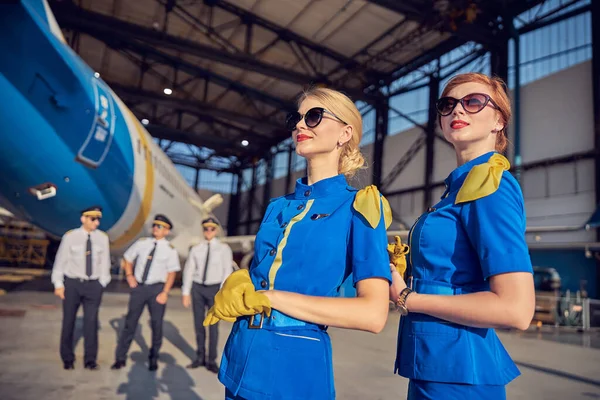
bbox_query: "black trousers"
[115,283,166,362]
[192,283,220,364]
[60,277,103,364]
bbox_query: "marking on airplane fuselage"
[159,184,174,199]
[110,110,154,249]
[76,78,116,168]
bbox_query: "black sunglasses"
[285,107,347,132]
[88,216,101,222]
[436,93,498,116]
[152,224,165,229]
[203,227,216,232]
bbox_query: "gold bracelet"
[395,287,413,316]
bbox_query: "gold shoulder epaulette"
[353,185,393,229]
[456,153,510,204]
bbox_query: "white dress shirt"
[182,238,234,295]
[123,237,181,284]
[51,227,111,288]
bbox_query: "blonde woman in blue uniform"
[389,73,536,400]
[205,87,393,400]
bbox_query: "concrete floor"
[0,288,599,400]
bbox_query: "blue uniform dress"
[219,174,391,400]
[395,152,533,400]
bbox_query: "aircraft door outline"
[76,77,116,169]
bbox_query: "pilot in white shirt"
[111,214,181,371]
[51,205,110,371]
[182,217,233,372]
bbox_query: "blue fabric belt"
[243,309,327,331]
[412,278,487,295]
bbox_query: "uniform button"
[304,190,311,197]
[281,222,288,228]
[297,204,304,211]
[427,207,436,212]
[269,249,276,256]
[260,280,267,288]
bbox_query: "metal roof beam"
[51,6,294,110]
[50,1,329,87]
[190,114,275,144]
[366,0,493,41]
[370,36,466,91]
[167,152,237,174]
[203,0,373,72]
[145,123,239,157]
[373,0,548,91]
[365,0,431,24]
[518,3,591,35]
[119,40,291,109]
[110,82,282,131]
[148,124,272,167]
[113,39,294,110]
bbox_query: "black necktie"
[201,242,210,284]
[141,242,157,284]
[85,234,92,277]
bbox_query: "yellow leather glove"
[387,235,409,278]
[203,269,272,326]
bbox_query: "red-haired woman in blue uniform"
[205,87,393,400]
[390,73,536,400]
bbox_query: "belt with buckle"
[137,281,165,286]
[245,309,327,331]
[65,276,98,283]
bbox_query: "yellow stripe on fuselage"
[111,110,154,248]
[268,200,314,290]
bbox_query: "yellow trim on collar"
[456,153,511,204]
[268,199,314,290]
